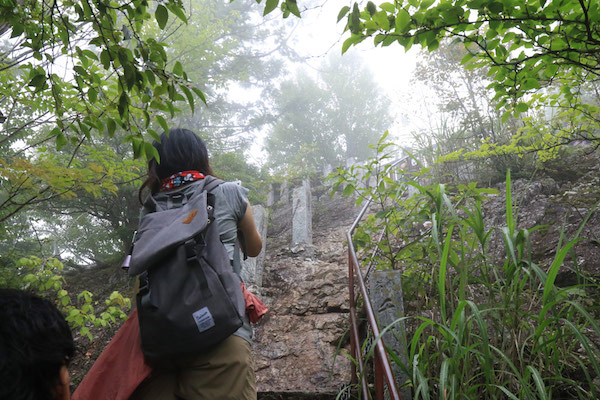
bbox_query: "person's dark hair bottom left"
[0,289,75,400]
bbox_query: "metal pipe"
[350,308,371,400]
[374,350,384,400]
[348,247,357,386]
[348,237,401,400]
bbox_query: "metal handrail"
[346,156,409,400]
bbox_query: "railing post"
[348,247,357,386]
[375,352,384,400]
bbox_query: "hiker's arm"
[239,202,262,257]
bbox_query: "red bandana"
[160,171,205,191]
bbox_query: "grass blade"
[543,238,581,304]
[438,224,454,323]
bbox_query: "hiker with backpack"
[127,128,264,400]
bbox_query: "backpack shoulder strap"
[203,175,225,194]
[202,177,248,275]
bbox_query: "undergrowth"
[333,134,600,399]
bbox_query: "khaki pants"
[130,335,256,400]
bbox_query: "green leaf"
[380,2,395,13]
[337,6,350,22]
[286,0,301,18]
[56,132,68,151]
[395,9,410,32]
[427,38,439,51]
[173,61,183,76]
[542,239,581,304]
[155,5,168,29]
[342,35,362,54]
[107,118,117,137]
[167,3,188,23]
[180,85,195,113]
[544,63,559,78]
[156,114,169,134]
[461,51,475,64]
[350,3,360,34]
[488,1,503,13]
[366,1,377,16]
[29,73,46,90]
[118,93,129,119]
[515,102,529,113]
[147,128,161,142]
[374,11,390,30]
[192,87,207,104]
[132,138,143,159]
[83,49,98,61]
[342,184,355,197]
[144,141,160,162]
[420,0,434,9]
[88,88,97,103]
[264,0,279,15]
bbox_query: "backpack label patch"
[182,209,198,224]
[192,307,215,333]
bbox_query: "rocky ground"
[484,151,600,281]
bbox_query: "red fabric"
[73,309,151,400]
[160,170,205,191]
[241,282,268,323]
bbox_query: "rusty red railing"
[346,157,409,400]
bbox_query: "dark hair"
[0,289,75,400]
[138,128,215,203]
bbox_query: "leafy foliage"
[339,0,600,109]
[335,135,600,398]
[0,0,202,158]
[338,0,600,166]
[17,256,130,341]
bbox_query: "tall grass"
[334,140,600,399]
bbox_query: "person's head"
[139,128,214,202]
[0,289,74,400]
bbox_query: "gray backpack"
[128,177,245,360]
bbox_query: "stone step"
[258,391,340,400]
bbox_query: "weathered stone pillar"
[369,270,412,400]
[280,180,289,204]
[291,179,312,247]
[267,184,275,207]
[241,205,268,289]
[267,183,281,206]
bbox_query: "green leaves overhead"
[264,0,279,16]
[155,4,169,29]
[0,0,203,159]
[337,6,350,23]
[262,0,300,18]
[338,0,600,106]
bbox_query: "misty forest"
[1,0,600,398]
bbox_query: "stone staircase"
[251,191,356,399]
